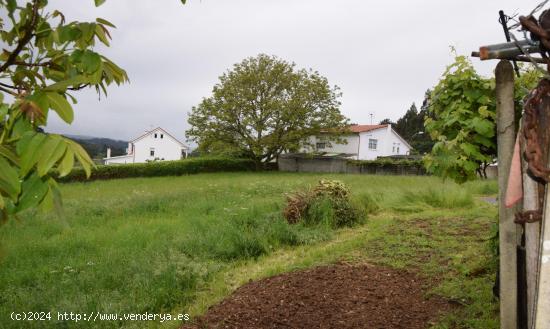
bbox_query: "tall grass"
[0,173,494,329]
[400,187,474,209]
[464,179,498,195]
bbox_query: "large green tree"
[0,0,129,221]
[424,54,540,183]
[187,54,348,166]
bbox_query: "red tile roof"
[348,124,388,133]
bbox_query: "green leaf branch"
[0,0,131,221]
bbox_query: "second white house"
[303,124,412,160]
[104,127,189,165]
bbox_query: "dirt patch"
[182,263,452,329]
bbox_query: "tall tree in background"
[384,99,434,154]
[0,0,129,221]
[187,54,348,167]
[413,89,436,154]
[394,102,420,139]
[378,118,395,125]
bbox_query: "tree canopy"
[0,0,128,221]
[424,53,540,183]
[186,54,348,165]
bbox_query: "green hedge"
[57,157,257,182]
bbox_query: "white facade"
[303,124,411,160]
[104,127,189,165]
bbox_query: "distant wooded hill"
[65,135,128,160]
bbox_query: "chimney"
[106,148,111,159]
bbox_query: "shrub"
[283,179,365,228]
[56,157,256,182]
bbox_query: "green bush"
[56,157,256,182]
[283,179,366,228]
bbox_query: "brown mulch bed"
[182,263,453,329]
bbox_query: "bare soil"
[182,263,452,329]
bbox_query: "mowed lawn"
[0,173,498,329]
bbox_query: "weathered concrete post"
[521,140,540,328]
[524,179,540,329]
[536,172,550,327]
[496,60,518,329]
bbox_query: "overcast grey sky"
[44,0,539,143]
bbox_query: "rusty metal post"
[496,60,518,329]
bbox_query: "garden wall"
[278,155,427,176]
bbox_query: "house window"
[393,142,400,154]
[368,139,378,150]
[150,148,155,156]
[154,133,157,138]
[316,142,326,150]
[160,134,164,139]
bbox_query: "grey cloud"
[44,0,539,142]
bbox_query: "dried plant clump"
[283,191,311,224]
[283,179,364,227]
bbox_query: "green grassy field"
[0,173,498,328]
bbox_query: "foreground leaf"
[47,92,74,123]
[0,157,20,199]
[16,174,49,213]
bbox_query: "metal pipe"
[483,39,535,52]
[479,43,541,60]
[472,51,547,64]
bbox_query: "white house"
[303,124,412,160]
[104,127,189,165]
